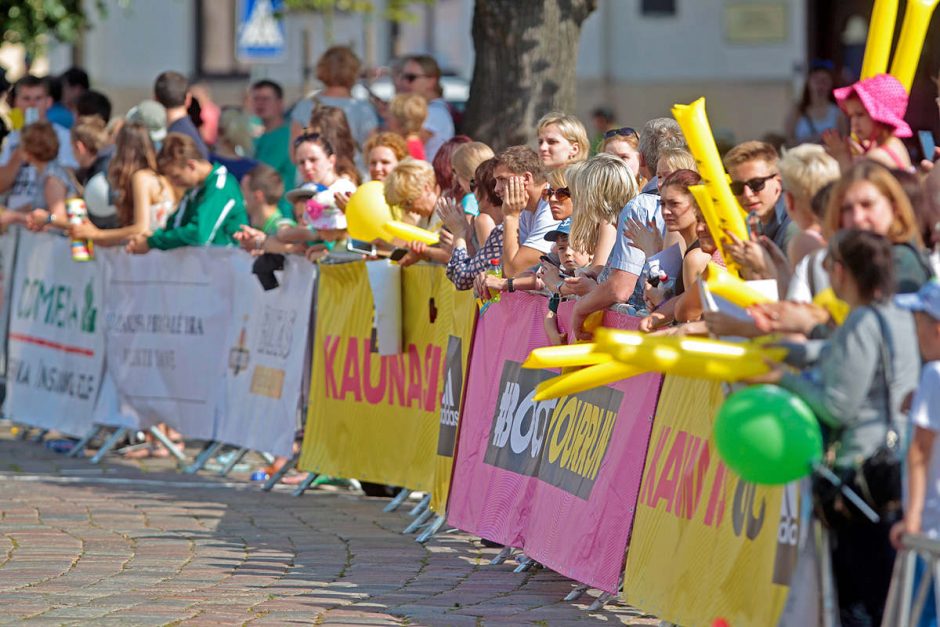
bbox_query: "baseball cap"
[894,279,940,319]
[544,217,571,242]
[126,99,167,143]
[286,182,328,203]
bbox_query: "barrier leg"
[513,554,539,573]
[67,426,102,458]
[490,546,515,566]
[416,513,446,544]
[403,507,434,534]
[30,429,49,443]
[90,428,129,464]
[218,447,248,476]
[564,584,589,602]
[148,426,186,463]
[184,441,224,474]
[588,592,616,611]
[259,451,276,465]
[15,425,30,441]
[291,473,317,497]
[262,452,298,491]
[383,487,412,512]
[817,523,837,627]
[909,554,936,627]
[408,494,431,517]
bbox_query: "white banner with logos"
[101,247,235,440]
[214,254,315,457]
[5,231,106,436]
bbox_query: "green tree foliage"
[0,0,117,57]
[283,0,433,22]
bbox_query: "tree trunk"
[462,0,597,150]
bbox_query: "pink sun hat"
[833,73,912,138]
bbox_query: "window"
[195,0,251,79]
[641,0,677,16]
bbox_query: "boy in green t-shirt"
[126,132,248,254]
[233,163,298,254]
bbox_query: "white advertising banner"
[215,254,315,457]
[102,247,235,439]
[5,232,105,436]
[0,228,20,377]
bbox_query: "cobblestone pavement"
[0,427,658,626]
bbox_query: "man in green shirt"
[127,133,248,254]
[250,80,295,217]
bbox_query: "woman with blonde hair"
[290,45,378,148]
[384,158,451,265]
[537,111,589,170]
[568,153,639,275]
[823,160,931,293]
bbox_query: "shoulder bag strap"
[870,306,898,443]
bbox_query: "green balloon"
[713,384,823,485]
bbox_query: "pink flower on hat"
[305,197,326,222]
[833,73,912,138]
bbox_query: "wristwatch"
[507,278,515,292]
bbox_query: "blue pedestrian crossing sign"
[236,0,286,63]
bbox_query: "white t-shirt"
[912,362,940,536]
[0,123,77,211]
[290,94,379,149]
[423,98,455,162]
[787,249,829,303]
[517,199,559,255]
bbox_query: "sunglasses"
[730,173,778,196]
[541,186,571,201]
[400,72,428,83]
[604,127,637,140]
[293,129,321,148]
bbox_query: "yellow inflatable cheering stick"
[672,99,749,275]
[861,0,899,79]
[702,262,773,309]
[593,328,786,382]
[345,181,440,246]
[890,0,940,92]
[689,185,743,278]
[523,343,611,369]
[533,361,646,401]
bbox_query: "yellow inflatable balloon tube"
[384,220,440,245]
[523,343,611,369]
[813,287,850,325]
[533,362,646,401]
[862,0,899,79]
[703,262,773,308]
[672,99,749,272]
[593,328,786,382]
[689,185,742,277]
[889,0,940,92]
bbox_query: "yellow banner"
[298,262,475,496]
[623,376,794,627]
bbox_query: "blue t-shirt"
[168,116,209,158]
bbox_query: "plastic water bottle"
[486,258,502,302]
[66,198,94,261]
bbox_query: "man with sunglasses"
[394,55,454,161]
[724,141,794,254]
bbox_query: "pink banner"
[447,293,663,593]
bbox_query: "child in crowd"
[823,73,913,171]
[388,94,428,161]
[541,218,593,345]
[891,280,940,626]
